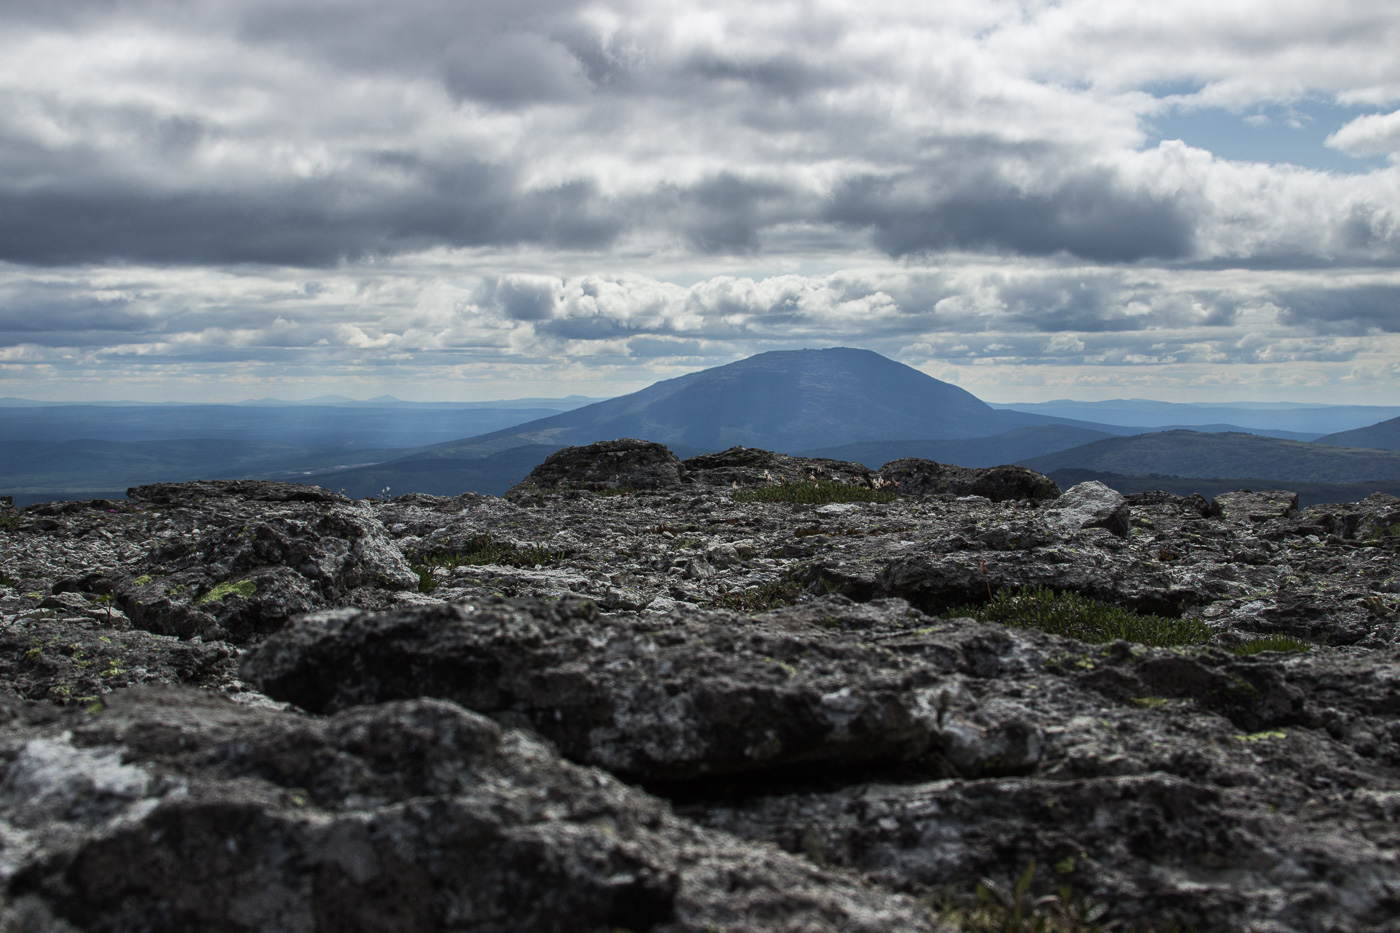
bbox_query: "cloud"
[1,0,1399,405]
[1327,109,1400,160]
[1272,283,1400,333]
[0,0,1392,271]
[478,276,561,322]
[441,32,589,106]
[825,163,1197,262]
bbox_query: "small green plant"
[929,861,1155,932]
[0,571,19,588]
[410,535,571,593]
[731,481,898,505]
[712,579,803,613]
[197,579,257,604]
[0,513,20,531]
[133,574,154,587]
[1232,634,1312,655]
[953,587,1210,648]
[90,593,117,621]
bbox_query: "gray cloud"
[441,33,589,106]
[682,51,854,101]
[1273,284,1400,334]
[478,276,560,322]
[649,173,805,255]
[0,153,622,266]
[827,167,1196,263]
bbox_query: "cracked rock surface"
[2,440,1399,931]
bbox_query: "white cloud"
[1327,109,1400,159]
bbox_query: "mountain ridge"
[1020,430,1400,485]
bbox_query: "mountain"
[0,403,580,502]
[270,445,567,500]
[233,395,607,411]
[1020,430,1400,484]
[408,348,1067,460]
[0,405,565,448]
[798,425,1117,469]
[1315,415,1400,451]
[992,399,1400,435]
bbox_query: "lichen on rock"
[2,444,1399,932]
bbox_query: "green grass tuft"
[929,861,1178,933]
[731,481,897,505]
[593,486,641,497]
[1232,633,1312,655]
[196,579,257,604]
[954,586,1210,648]
[411,535,571,593]
[711,579,803,613]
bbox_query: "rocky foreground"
[1,439,1398,932]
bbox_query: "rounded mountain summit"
[447,347,1026,455]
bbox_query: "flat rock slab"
[0,687,940,933]
[243,597,993,783]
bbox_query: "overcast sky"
[2,0,1399,404]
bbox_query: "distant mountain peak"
[420,346,1047,457]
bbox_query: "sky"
[2,0,1399,405]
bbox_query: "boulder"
[876,458,1060,502]
[244,597,981,783]
[506,439,687,495]
[1041,480,1131,536]
[1214,490,1299,523]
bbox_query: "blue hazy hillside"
[0,399,587,504]
[1315,415,1400,451]
[993,398,1400,437]
[406,347,1076,459]
[7,348,1400,503]
[1019,430,1400,484]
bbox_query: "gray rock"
[507,439,687,495]
[876,458,1061,502]
[1041,480,1131,536]
[5,455,1400,932]
[684,447,877,489]
[243,597,964,783]
[0,688,940,933]
[1215,489,1300,523]
[52,493,418,644]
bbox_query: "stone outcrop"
[875,457,1061,501]
[41,481,419,644]
[0,688,939,933]
[506,438,687,495]
[2,439,1399,932]
[684,446,880,489]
